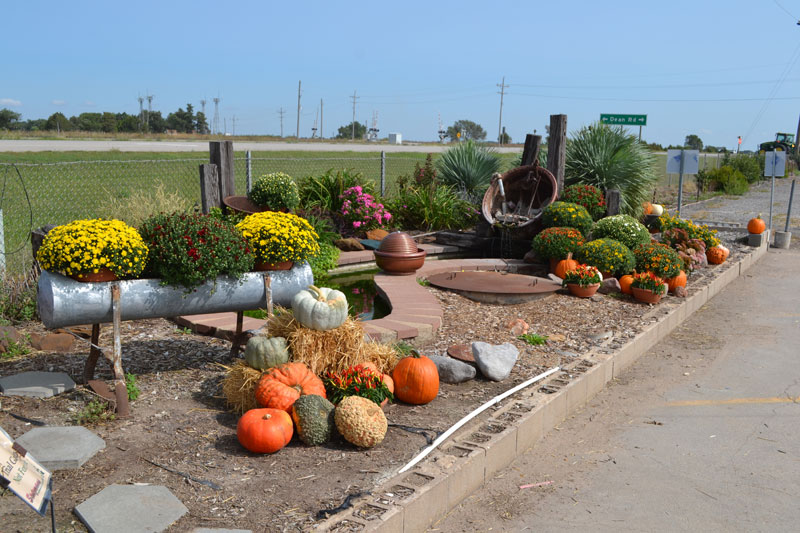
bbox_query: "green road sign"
[600,114,647,126]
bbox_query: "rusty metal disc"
[427,271,562,304]
[447,343,474,363]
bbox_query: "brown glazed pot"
[631,287,663,304]
[566,283,600,298]
[373,249,427,275]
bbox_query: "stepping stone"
[0,371,75,398]
[75,484,188,533]
[16,427,105,470]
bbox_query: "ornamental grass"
[236,211,320,265]
[36,219,148,278]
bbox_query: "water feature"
[327,269,390,321]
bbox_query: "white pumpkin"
[292,285,348,331]
[650,204,664,216]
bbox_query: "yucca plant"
[565,123,658,217]
[436,140,502,203]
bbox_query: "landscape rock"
[674,286,688,298]
[505,318,529,336]
[471,342,519,381]
[366,229,389,241]
[29,332,75,352]
[334,238,365,251]
[522,250,538,264]
[0,326,22,352]
[599,277,621,294]
[429,355,476,383]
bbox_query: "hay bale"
[220,361,263,414]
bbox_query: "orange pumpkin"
[666,271,687,293]
[381,373,394,394]
[554,252,580,280]
[619,273,634,295]
[747,215,765,235]
[237,408,294,453]
[706,246,726,265]
[643,202,653,215]
[255,362,326,412]
[392,350,439,405]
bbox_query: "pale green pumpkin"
[244,336,290,370]
[291,285,348,331]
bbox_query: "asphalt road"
[0,139,523,153]
[433,247,800,532]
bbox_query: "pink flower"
[353,221,362,228]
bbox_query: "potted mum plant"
[562,264,602,298]
[575,238,636,279]
[235,211,320,270]
[36,219,149,282]
[247,172,301,212]
[632,242,683,279]
[630,271,666,304]
[531,227,585,271]
[139,212,254,289]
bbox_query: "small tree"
[336,121,366,139]
[166,104,195,133]
[685,134,703,151]
[446,119,486,141]
[45,112,72,131]
[0,108,22,129]
[195,111,210,135]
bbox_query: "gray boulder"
[429,355,476,384]
[472,342,519,381]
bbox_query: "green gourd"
[291,394,336,446]
[244,336,290,371]
[291,285,348,331]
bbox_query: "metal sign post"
[764,151,787,232]
[666,150,699,218]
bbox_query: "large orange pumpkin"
[237,408,294,453]
[255,362,326,412]
[554,252,580,280]
[706,246,726,265]
[747,215,765,235]
[666,271,687,293]
[392,351,439,405]
[619,273,635,295]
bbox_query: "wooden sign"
[0,426,52,516]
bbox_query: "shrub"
[308,242,340,284]
[576,238,636,277]
[387,183,478,231]
[531,227,585,260]
[436,140,502,202]
[299,169,375,213]
[339,186,392,235]
[591,215,650,250]
[248,172,300,211]
[633,242,683,278]
[722,152,764,183]
[541,201,594,237]
[139,212,254,289]
[657,213,720,249]
[707,166,749,195]
[97,180,193,229]
[560,184,606,221]
[565,123,658,217]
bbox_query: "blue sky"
[3,1,800,150]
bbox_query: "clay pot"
[631,287,663,304]
[254,261,294,271]
[373,249,427,275]
[566,283,600,298]
[70,268,118,283]
[377,232,418,254]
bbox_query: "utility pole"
[296,80,302,139]
[497,76,508,145]
[232,115,236,136]
[350,90,359,140]
[795,112,800,157]
[137,96,144,132]
[320,99,324,140]
[146,94,153,131]
[212,97,220,135]
[278,108,285,137]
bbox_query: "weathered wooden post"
[199,164,221,214]
[605,189,621,216]
[546,114,567,196]
[209,140,235,212]
[521,134,542,166]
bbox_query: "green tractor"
[759,132,796,154]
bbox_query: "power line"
[512,78,800,90]
[772,0,798,20]
[505,92,800,102]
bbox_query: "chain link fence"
[0,154,426,275]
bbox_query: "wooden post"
[199,164,221,214]
[546,114,567,196]
[209,141,235,209]
[605,189,621,216]
[521,134,542,166]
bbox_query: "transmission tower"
[137,96,144,132]
[200,98,206,116]
[212,97,221,135]
[311,106,319,138]
[438,113,446,143]
[368,111,379,141]
[146,94,154,131]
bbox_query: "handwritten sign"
[0,426,52,516]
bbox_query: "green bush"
[560,184,607,221]
[591,215,650,250]
[707,166,749,195]
[0,272,38,323]
[633,242,683,278]
[542,201,594,237]
[248,172,300,211]
[436,140,502,203]
[299,169,375,213]
[531,227,585,260]
[308,242,340,284]
[576,238,636,277]
[722,153,763,183]
[387,183,478,231]
[565,123,658,217]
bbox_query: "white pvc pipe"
[398,365,561,474]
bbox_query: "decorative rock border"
[314,239,769,532]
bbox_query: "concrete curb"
[314,239,769,532]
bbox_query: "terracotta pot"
[566,283,600,298]
[373,249,427,276]
[549,257,560,274]
[70,268,118,283]
[254,260,294,271]
[631,287,663,304]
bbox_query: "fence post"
[199,164,221,214]
[209,141,235,211]
[246,150,252,193]
[380,151,386,197]
[521,134,542,166]
[546,114,567,195]
[605,189,621,216]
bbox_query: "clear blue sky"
[4,0,800,150]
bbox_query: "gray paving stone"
[75,484,188,533]
[0,371,75,398]
[192,529,252,533]
[16,426,105,470]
